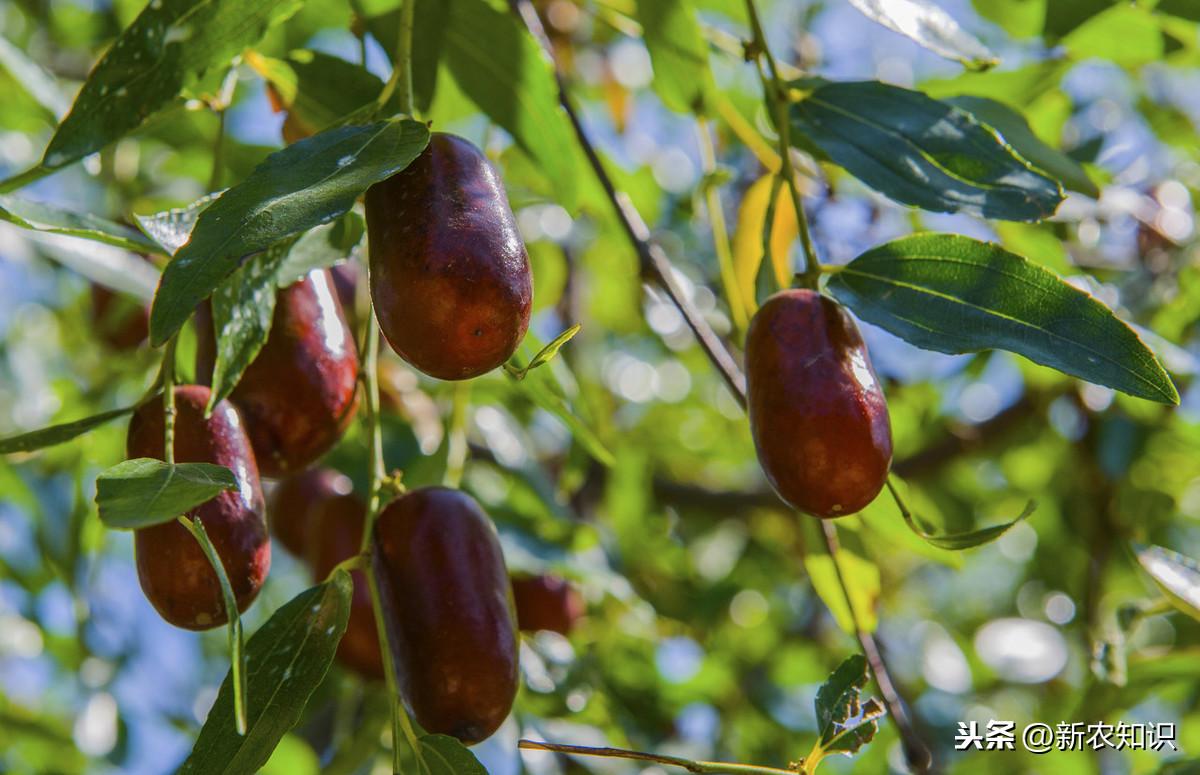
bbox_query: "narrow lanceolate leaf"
[148,118,429,344]
[42,0,303,170]
[947,95,1099,198]
[0,406,137,454]
[1134,544,1200,623]
[731,175,797,316]
[0,194,160,253]
[0,37,68,119]
[902,498,1036,550]
[635,0,714,113]
[178,572,353,775]
[373,0,578,209]
[827,234,1179,404]
[95,458,237,529]
[846,0,997,70]
[420,735,488,775]
[134,191,222,254]
[788,79,1064,221]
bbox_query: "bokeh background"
[2,0,1200,772]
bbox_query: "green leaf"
[814,655,884,756]
[505,324,581,380]
[971,0,1046,39]
[1134,544,1200,623]
[900,497,1037,550]
[803,544,880,634]
[826,234,1179,404]
[368,0,450,115]
[788,79,1064,221]
[0,36,68,119]
[1062,5,1163,66]
[947,95,1099,198]
[148,118,429,345]
[178,572,353,775]
[42,0,303,170]
[0,194,160,253]
[846,0,998,70]
[134,191,222,254]
[95,458,237,529]
[247,49,397,137]
[272,214,365,289]
[636,0,714,113]
[206,243,289,413]
[420,735,488,775]
[374,0,578,209]
[0,406,137,454]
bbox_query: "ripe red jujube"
[126,385,271,630]
[197,268,360,477]
[91,284,150,351]
[365,133,533,380]
[511,574,584,636]
[745,289,892,518]
[373,487,518,744]
[268,467,352,557]
[308,493,383,680]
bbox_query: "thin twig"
[512,1,929,771]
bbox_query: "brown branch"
[511,2,930,770]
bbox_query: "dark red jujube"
[268,467,353,557]
[745,289,893,518]
[365,132,533,380]
[511,574,584,636]
[127,385,271,629]
[197,268,360,477]
[373,487,518,744]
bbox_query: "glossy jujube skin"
[365,133,533,380]
[373,487,518,744]
[308,493,384,680]
[127,385,271,630]
[197,268,360,477]
[511,574,584,636]
[746,289,893,518]
[91,283,150,351]
[268,467,352,557]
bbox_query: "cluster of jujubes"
[746,289,893,517]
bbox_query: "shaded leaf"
[826,234,1178,404]
[148,118,429,344]
[1134,544,1200,623]
[814,654,883,755]
[788,79,1063,221]
[421,735,488,775]
[43,0,303,170]
[947,95,1099,198]
[0,406,137,454]
[636,0,714,113]
[0,194,159,253]
[178,572,353,775]
[95,458,237,529]
[847,0,997,70]
[901,498,1036,550]
[272,214,365,289]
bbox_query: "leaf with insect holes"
[95,458,237,529]
[42,0,303,170]
[0,406,138,455]
[177,571,353,775]
[826,234,1178,404]
[813,655,885,758]
[0,194,159,253]
[788,79,1063,221]
[148,118,428,345]
[1134,544,1200,623]
[847,0,997,70]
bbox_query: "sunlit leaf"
[1134,544,1200,623]
[95,458,237,529]
[731,174,797,317]
[847,0,997,70]
[0,194,159,253]
[636,0,714,113]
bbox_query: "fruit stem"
[518,740,800,774]
[513,1,928,770]
[358,286,425,773]
[696,119,747,331]
[0,163,53,194]
[377,0,416,115]
[162,335,178,465]
[444,381,470,488]
[741,0,821,290]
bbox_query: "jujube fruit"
[373,487,518,744]
[307,493,383,680]
[745,289,892,517]
[197,268,360,477]
[126,385,271,630]
[91,283,150,351]
[511,573,584,636]
[365,132,533,380]
[268,467,352,557]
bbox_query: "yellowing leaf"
[732,175,797,317]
